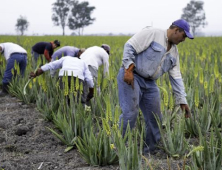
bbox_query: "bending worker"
[32,40,60,65]
[80,44,110,103]
[0,42,27,96]
[50,46,85,76]
[117,19,193,154]
[30,56,94,102]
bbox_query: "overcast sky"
[0,0,222,36]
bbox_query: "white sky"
[0,0,222,36]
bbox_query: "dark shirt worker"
[32,40,60,63]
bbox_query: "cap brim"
[184,30,194,39]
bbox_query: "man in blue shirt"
[118,19,193,155]
[51,46,85,61]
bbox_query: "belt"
[133,70,152,81]
[11,52,27,56]
[121,66,152,81]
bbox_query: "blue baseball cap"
[172,19,194,39]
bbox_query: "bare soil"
[0,95,185,170]
[0,95,119,170]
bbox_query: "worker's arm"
[169,53,190,118]
[30,68,44,78]
[30,57,65,78]
[44,49,51,62]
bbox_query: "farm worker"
[80,44,110,104]
[50,46,85,77]
[117,19,193,154]
[30,56,94,103]
[0,42,27,97]
[31,40,60,65]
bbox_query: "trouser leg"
[31,51,41,68]
[19,54,27,77]
[117,67,141,136]
[82,65,98,105]
[139,81,162,152]
[2,57,16,84]
[1,58,13,95]
[82,80,89,104]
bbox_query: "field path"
[0,95,117,170]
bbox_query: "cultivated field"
[0,36,222,170]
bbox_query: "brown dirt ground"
[0,95,186,170]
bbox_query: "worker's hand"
[29,68,43,78]
[124,64,135,89]
[86,88,94,102]
[29,72,36,78]
[180,104,191,118]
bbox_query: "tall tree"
[181,0,207,36]
[52,0,73,36]
[68,1,95,35]
[15,16,29,36]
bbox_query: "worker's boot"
[0,83,9,97]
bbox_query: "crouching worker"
[31,40,60,67]
[30,56,94,103]
[50,47,85,77]
[80,44,110,104]
[0,42,27,97]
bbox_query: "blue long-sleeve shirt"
[123,27,187,105]
[51,46,80,61]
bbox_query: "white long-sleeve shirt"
[41,56,94,88]
[80,46,109,76]
[0,43,27,60]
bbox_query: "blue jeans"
[31,50,44,67]
[117,67,162,151]
[3,53,27,84]
[32,51,41,61]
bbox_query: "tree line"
[52,0,95,36]
[16,0,206,36]
[16,0,95,36]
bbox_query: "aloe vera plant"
[8,74,39,104]
[75,123,118,166]
[111,124,151,170]
[190,129,222,170]
[156,113,189,158]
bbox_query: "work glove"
[29,68,44,78]
[124,64,135,89]
[86,88,94,102]
[180,104,191,118]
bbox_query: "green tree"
[181,0,207,36]
[15,16,29,36]
[68,1,95,35]
[52,0,73,36]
